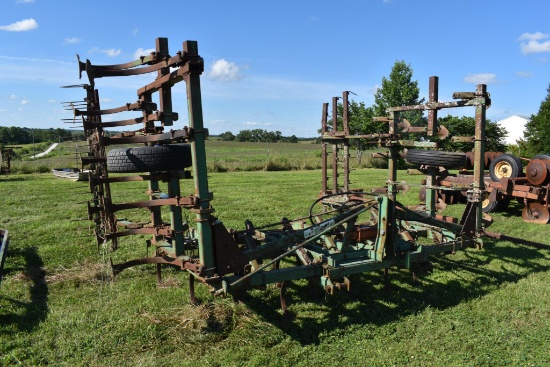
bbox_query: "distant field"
[1,168,549,366]
[7,139,387,173]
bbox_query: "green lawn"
[0,169,549,366]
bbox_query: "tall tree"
[436,115,507,153]
[519,84,550,157]
[373,60,425,129]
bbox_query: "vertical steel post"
[427,76,438,137]
[331,97,339,193]
[342,91,350,192]
[157,37,174,127]
[321,103,329,195]
[473,83,487,233]
[145,39,167,247]
[183,41,215,275]
[425,77,439,217]
[156,38,185,256]
[168,173,185,256]
[384,110,398,258]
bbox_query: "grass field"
[6,140,388,174]
[1,167,549,366]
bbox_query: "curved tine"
[189,273,197,305]
[279,280,288,315]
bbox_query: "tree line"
[218,129,299,143]
[0,126,78,146]
[330,60,509,153]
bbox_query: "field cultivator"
[64,39,547,312]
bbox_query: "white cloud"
[0,18,38,32]
[16,0,35,3]
[463,73,498,84]
[521,40,550,55]
[20,99,29,105]
[10,94,16,100]
[244,121,274,127]
[518,32,549,41]
[208,59,243,82]
[63,37,81,45]
[133,48,155,60]
[102,48,122,57]
[516,71,533,78]
[518,32,550,54]
[89,47,122,57]
[132,28,139,36]
[48,99,56,103]
[101,98,112,103]
[368,84,380,95]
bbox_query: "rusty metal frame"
[65,42,548,313]
[0,148,14,175]
[65,38,214,279]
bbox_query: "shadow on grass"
[0,176,27,182]
[496,201,524,219]
[234,240,549,345]
[0,246,49,334]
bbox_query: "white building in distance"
[496,115,530,145]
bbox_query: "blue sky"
[1,0,549,138]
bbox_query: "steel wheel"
[526,158,550,185]
[522,202,550,224]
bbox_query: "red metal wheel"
[522,202,550,224]
[526,158,550,185]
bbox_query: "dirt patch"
[45,259,112,284]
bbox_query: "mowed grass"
[0,167,549,366]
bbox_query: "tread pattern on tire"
[107,144,192,173]
[482,197,510,213]
[405,149,467,169]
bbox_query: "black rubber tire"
[107,144,192,173]
[488,154,523,182]
[482,196,510,213]
[533,154,550,161]
[405,150,467,169]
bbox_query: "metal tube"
[183,41,215,276]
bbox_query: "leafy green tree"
[373,60,425,129]
[436,115,507,153]
[519,84,550,157]
[236,130,252,142]
[219,131,235,141]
